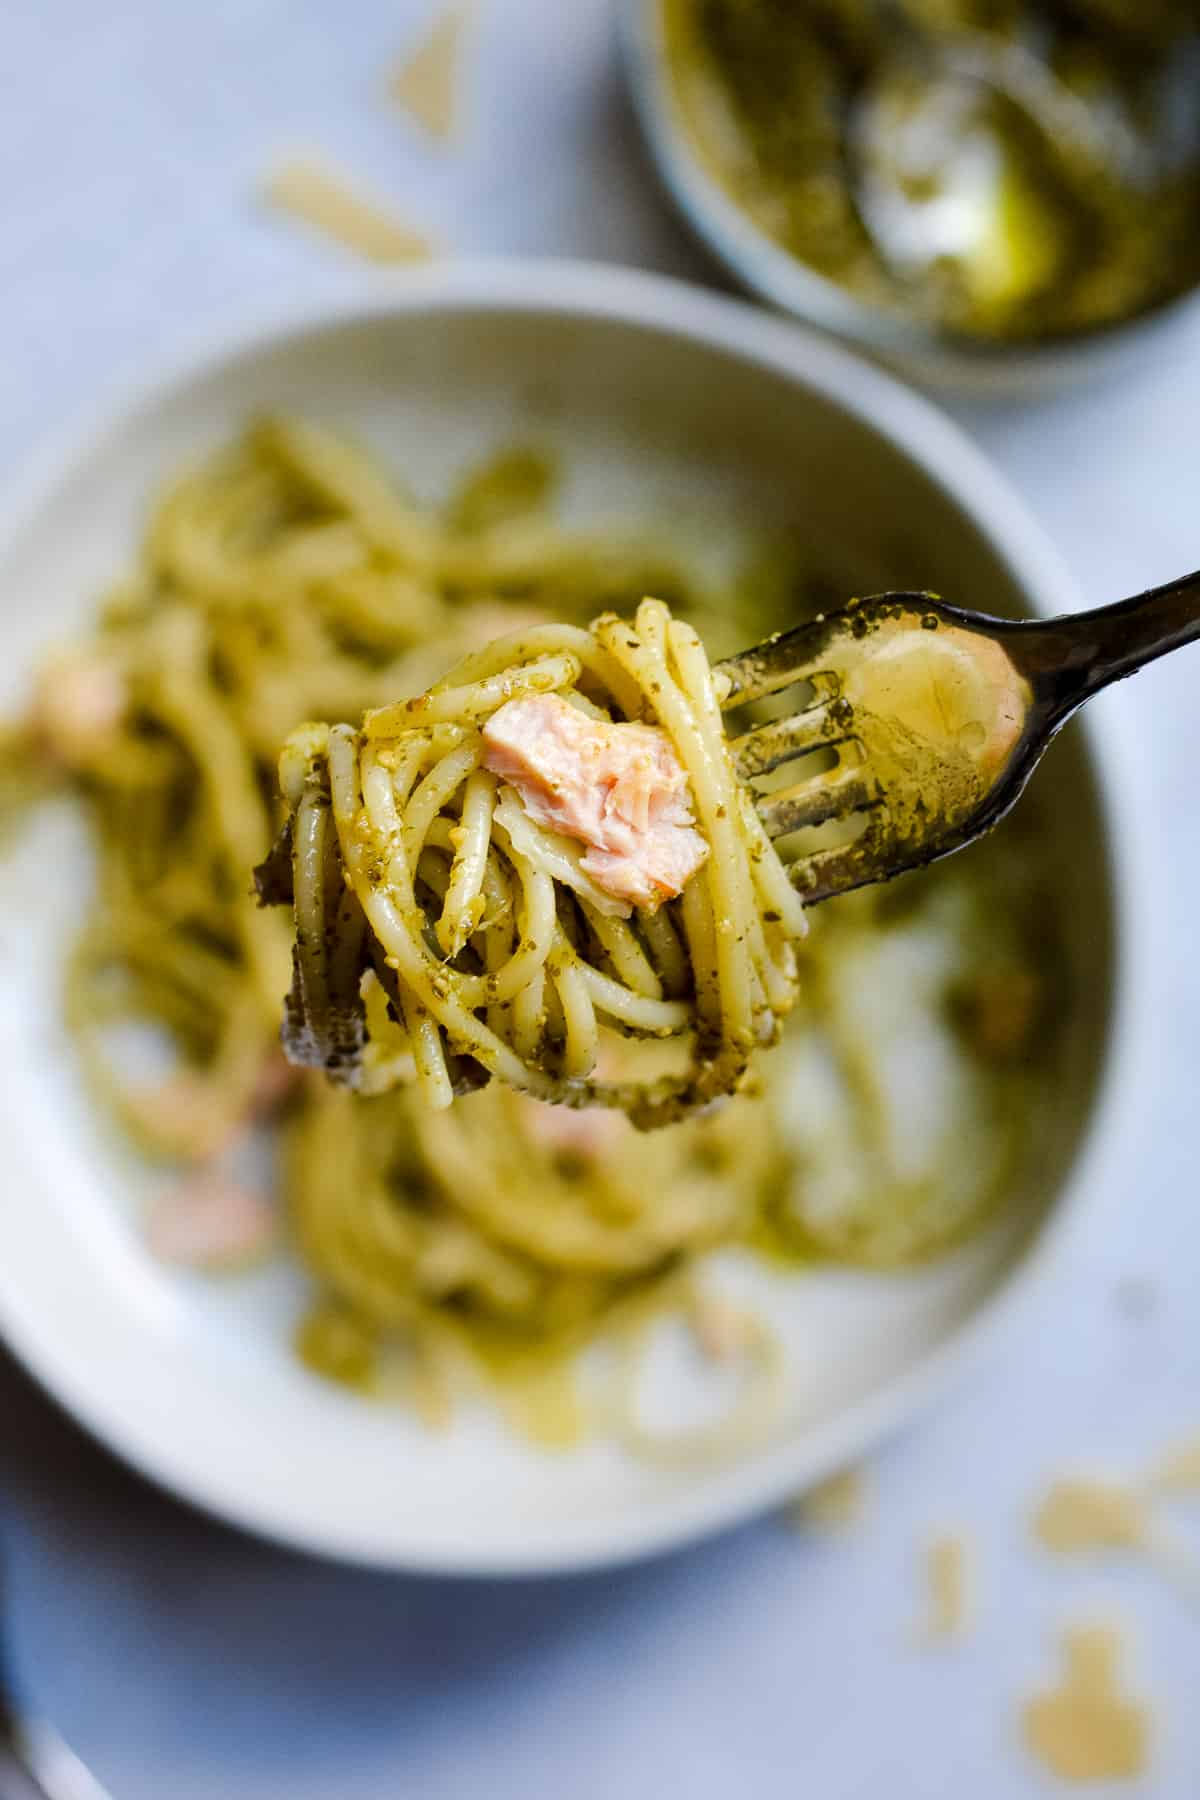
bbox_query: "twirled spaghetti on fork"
[261,598,808,1128]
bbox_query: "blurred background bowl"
[619,0,1200,393]
[0,260,1142,1573]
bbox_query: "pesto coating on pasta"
[264,598,807,1128]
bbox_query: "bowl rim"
[617,0,1198,388]
[0,257,1154,1574]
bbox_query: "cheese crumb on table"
[786,1467,868,1532]
[1148,1432,1200,1498]
[388,3,469,140]
[264,158,433,265]
[1032,1479,1147,1555]
[921,1532,973,1643]
[1032,1468,1200,1604]
[1022,1624,1151,1784]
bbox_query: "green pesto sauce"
[665,0,1200,342]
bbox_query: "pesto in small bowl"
[660,0,1200,345]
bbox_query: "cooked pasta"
[288,1060,790,1451]
[0,418,1063,1453]
[260,597,808,1127]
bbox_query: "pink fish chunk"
[33,656,126,769]
[145,1172,277,1270]
[482,694,709,909]
[520,1095,625,1162]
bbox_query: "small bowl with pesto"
[621,0,1200,387]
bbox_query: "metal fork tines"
[729,672,876,838]
[716,569,1200,904]
[714,591,1040,904]
[716,614,891,902]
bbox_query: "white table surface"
[3,3,1199,1795]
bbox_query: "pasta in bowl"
[0,269,1130,1568]
[3,415,1090,1458]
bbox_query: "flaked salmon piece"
[482,694,708,910]
[520,1094,625,1162]
[124,1074,242,1163]
[248,1048,302,1120]
[145,1171,277,1270]
[32,655,126,770]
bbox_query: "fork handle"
[1014,567,1200,723]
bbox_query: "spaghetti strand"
[264,598,806,1126]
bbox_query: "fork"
[716,568,1200,901]
[0,1556,112,1800]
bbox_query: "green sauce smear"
[665,0,1200,341]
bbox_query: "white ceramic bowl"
[618,0,1199,393]
[0,261,1148,1574]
